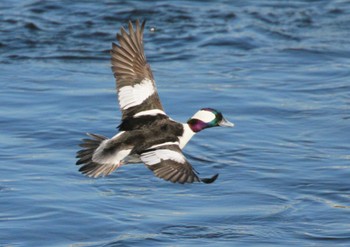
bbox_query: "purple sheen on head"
[187,119,208,132]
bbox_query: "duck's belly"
[123,153,142,164]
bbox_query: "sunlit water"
[1,1,350,246]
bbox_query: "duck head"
[187,108,234,133]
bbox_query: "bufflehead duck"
[76,20,234,184]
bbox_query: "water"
[1,0,350,246]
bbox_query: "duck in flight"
[76,20,234,184]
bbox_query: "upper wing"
[111,20,164,120]
[140,143,219,184]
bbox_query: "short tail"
[76,133,112,178]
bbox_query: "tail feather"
[86,133,107,141]
[76,148,95,157]
[79,140,100,148]
[76,133,119,178]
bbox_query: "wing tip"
[200,173,219,184]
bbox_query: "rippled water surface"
[1,0,350,246]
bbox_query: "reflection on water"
[1,0,350,246]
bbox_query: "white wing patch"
[192,110,216,123]
[118,78,155,110]
[133,109,166,117]
[148,142,180,149]
[141,149,186,166]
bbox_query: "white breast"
[178,124,196,149]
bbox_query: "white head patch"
[191,110,216,123]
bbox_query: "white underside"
[123,153,142,164]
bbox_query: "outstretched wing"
[111,20,164,120]
[140,143,219,184]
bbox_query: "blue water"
[1,0,350,246]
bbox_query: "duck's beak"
[219,117,234,127]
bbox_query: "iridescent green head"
[187,108,234,132]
